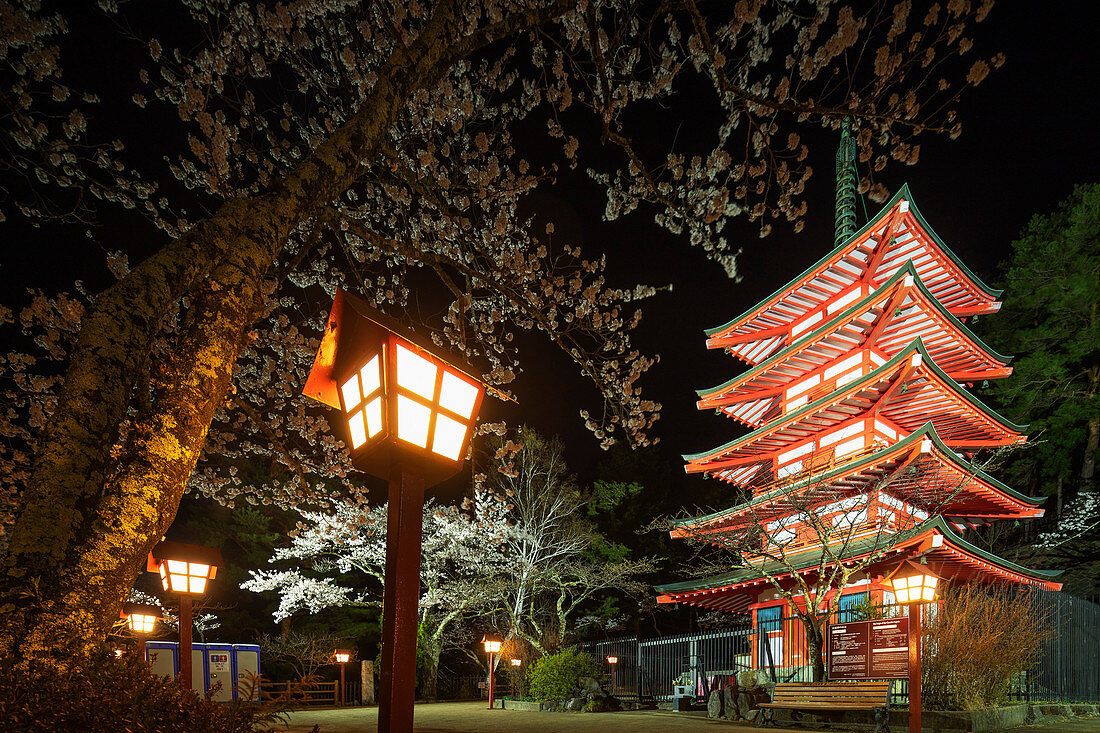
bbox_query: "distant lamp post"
[887,559,942,733]
[304,291,487,733]
[607,655,619,697]
[147,541,222,691]
[334,650,352,706]
[481,634,503,710]
[122,602,161,660]
[509,658,522,667]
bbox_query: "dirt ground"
[280,701,1100,733]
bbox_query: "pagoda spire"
[834,117,858,247]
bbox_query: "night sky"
[1,3,1096,514]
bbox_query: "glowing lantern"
[122,603,161,634]
[510,658,522,667]
[303,290,486,486]
[606,655,618,664]
[481,635,503,654]
[335,650,351,664]
[148,542,221,595]
[887,559,941,604]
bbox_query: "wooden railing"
[260,679,338,707]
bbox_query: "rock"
[722,683,740,720]
[707,690,723,718]
[565,696,587,711]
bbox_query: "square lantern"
[303,290,487,486]
[480,634,503,654]
[334,650,352,664]
[147,541,223,595]
[887,559,942,604]
[122,602,161,634]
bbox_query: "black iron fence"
[572,591,1100,705]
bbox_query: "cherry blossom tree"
[243,489,514,696]
[0,0,1002,662]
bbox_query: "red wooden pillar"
[377,462,425,733]
[487,652,496,709]
[908,603,922,733]
[179,595,193,691]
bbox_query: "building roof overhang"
[654,516,1062,612]
[697,264,1013,427]
[684,340,1026,483]
[705,186,1002,366]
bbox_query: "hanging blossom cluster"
[0,0,1004,518]
[1035,491,1100,550]
[242,488,515,624]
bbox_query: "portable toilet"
[190,643,207,694]
[233,644,261,701]
[205,644,234,701]
[145,641,178,679]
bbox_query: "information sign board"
[827,617,909,680]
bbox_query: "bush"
[0,649,287,732]
[527,649,603,700]
[921,586,1051,711]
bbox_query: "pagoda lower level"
[655,182,1060,671]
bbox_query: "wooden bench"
[757,681,891,732]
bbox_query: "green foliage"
[848,595,898,621]
[978,182,1100,496]
[0,650,286,732]
[527,649,603,700]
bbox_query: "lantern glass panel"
[348,410,367,448]
[431,413,466,461]
[170,573,189,590]
[190,563,209,577]
[364,396,383,438]
[439,371,479,418]
[396,395,431,448]
[167,559,188,574]
[129,613,157,633]
[360,354,381,397]
[396,344,438,401]
[340,374,361,412]
[188,575,208,594]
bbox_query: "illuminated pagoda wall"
[656,131,1060,672]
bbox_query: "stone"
[722,683,740,720]
[707,690,723,718]
[565,696,587,711]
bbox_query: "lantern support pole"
[377,462,426,733]
[179,594,193,691]
[340,660,346,706]
[908,602,922,733]
[487,650,496,710]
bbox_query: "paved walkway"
[280,701,1100,733]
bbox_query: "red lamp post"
[304,291,487,733]
[481,635,503,710]
[122,602,161,661]
[606,655,618,697]
[887,560,941,733]
[334,650,352,705]
[147,541,222,691]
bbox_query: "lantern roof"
[654,515,1062,613]
[684,341,1025,482]
[146,541,223,570]
[303,289,487,411]
[672,423,1044,538]
[705,185,1002,366]
[697,264,1013,427]
[122,602,162,617]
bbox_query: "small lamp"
[147,541,222,595]
[606,655,618,664]
[886,559,941,603]
[509,658,522,667]
[481,634,503,654]
[122,602,160,634]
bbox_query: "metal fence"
[573,591,1100,705]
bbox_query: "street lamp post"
[304,291,487,733]
[887,560,941,733]
[334,650,351,705]
[481,635,503,710]
[122,602,161,661]
[606,655,618,697]
[147,541,222,691]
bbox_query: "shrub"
[0,649,288,732]
[527,649,603,700]
[921,586,1051,711]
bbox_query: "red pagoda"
[656,130,1060,672]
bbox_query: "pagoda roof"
[706,185,1002,366]
[684,341,1025,484]
[697,264,1013,426]
[653,516,1062,613]
[673,423,1045,537]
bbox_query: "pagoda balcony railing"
[750,442,888,499]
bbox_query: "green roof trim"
[696,262,1012,399]
[704,184,1001,339]
[683,339,1027,463]
[654,515,1060,595]
[672,422,1044,530]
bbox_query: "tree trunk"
[801,614,826,682]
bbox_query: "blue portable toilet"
[145,641,178,679]
[232,644,262,701]
[190,643,207,694]
[205,643,234,701]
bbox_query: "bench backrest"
[771,681,891,707]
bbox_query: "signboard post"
[827,617,909,681]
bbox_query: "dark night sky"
[1,3,1097,513]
